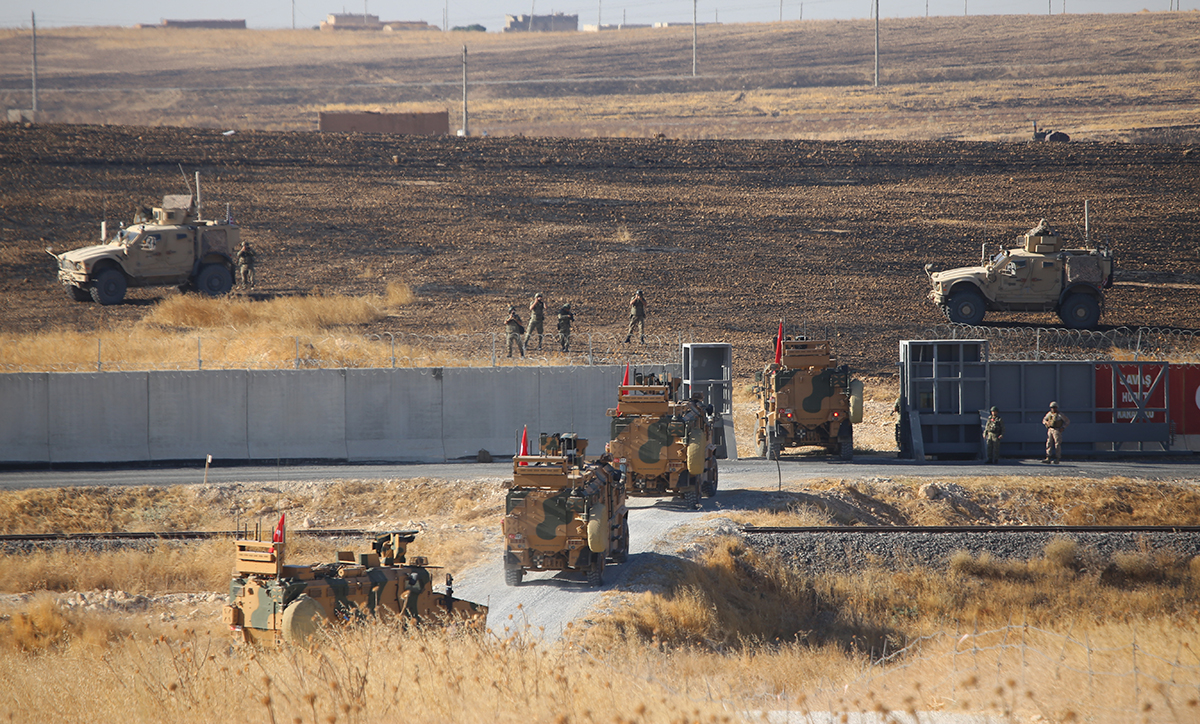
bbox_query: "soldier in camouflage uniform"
[556,302,574,352]
[235,240,256,288]
[983,406,1004,464]
[525,293,546,350]
[505,306,526,358]
[1042,401,1069,464]
[624,290,646,343]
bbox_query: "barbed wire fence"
[0,331,689,373]
[793,622,1200,722]
[921,324,1200,364]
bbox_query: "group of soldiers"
[503,290,647,358]
[983,401,1071,465]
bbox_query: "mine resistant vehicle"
[503,433,629,587]
[754,339,864,461]
[605,373,718,508]
[223,527,488,646]
[54,183,239,305]
[924,219,1114,329]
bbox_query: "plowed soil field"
[2,123,1198,376]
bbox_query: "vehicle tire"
[586,555,605,587]
[90,268,127,305]
[755,437,768,458]
[767,434,781,461]
[1058,293,1101,329]
[196,263,234,297]
[683,486,700,509]
[839,426,854,461]
[504,568,524,587]
[281,594,327,645]
[701,465,718,498]
[611,521,629,564]
[64,283,90,302]
[944,288,986,326]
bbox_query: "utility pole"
[461,45,469,136]
[291,0,295,29]
[873,0,879,88]
[31,12,38,115]
[529,0,535,31]
[692,0,698,77]
[444,0,448,31]
[598,0,602,29]
[779,0,783,22]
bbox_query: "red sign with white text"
[1095,363,1167,423]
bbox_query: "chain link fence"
[920,324,1200,364]
[0,331,689,373]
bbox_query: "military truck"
[754,338,864,460]
[605,374,718,508]
[924,219,1114,329]
[54,188,238,305]
[223,528,488,646]
[502,434,629,587]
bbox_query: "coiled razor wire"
[921,324,1200,363]
[0,331,688,373]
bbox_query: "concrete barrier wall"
[0,365,669,465]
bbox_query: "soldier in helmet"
[525,293,546,351]
[504,306,526,358]
[236,239,257,289]
[556,301,575,352]
[983,406,1004,464]
[1042,401,1069,464]
[624,289,646,344]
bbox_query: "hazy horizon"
[2,0,1190,32]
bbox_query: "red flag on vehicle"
[271,512,285,552]
[518,425,529,466]
[774,321,784,365]
[622,363,630,387]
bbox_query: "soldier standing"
[556,302,575,352]
[983,406,1004,464]
[236,240,257,288]
[1042,401,1069,464]
[625,290,646,343]
[525,293,546,350]
[505,306,526,358]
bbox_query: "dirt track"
[2,123,1199,376]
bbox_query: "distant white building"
[320,13,381,30]
[503,13,578,32]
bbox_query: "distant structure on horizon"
[136,19,246,29]
[318,110,449,136]
[320,14,438,31]
[581,23,651,31]
[503,13,578,32]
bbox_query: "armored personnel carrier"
[502,434,629,587]
[223,527,488,646]
[54,186,238,305]
[605,374,718,508]
[754,338,863,460]
[925,219,1114,329]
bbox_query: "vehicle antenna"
[1084,199,1090,246]
[178,163,193,195]
[195,172,202,220]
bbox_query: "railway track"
[0,529,371,543]
[743,524,1200,534]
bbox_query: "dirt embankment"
[2,123,1198,376]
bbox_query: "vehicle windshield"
[988,249,1010,269]
[110,228,139,246]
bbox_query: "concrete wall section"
[346,368,444,461]
[0,373,49,463]
[48,373,150,463]
[442,368,540,460]
[149,371,249,461]
[247,370,348,460]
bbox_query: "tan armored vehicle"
[605,373,718,508]
[223,527,488,646]
[54,190,238,305]
[502,433,629,587]
[754,338,864,460]
[925,219,1114,329]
